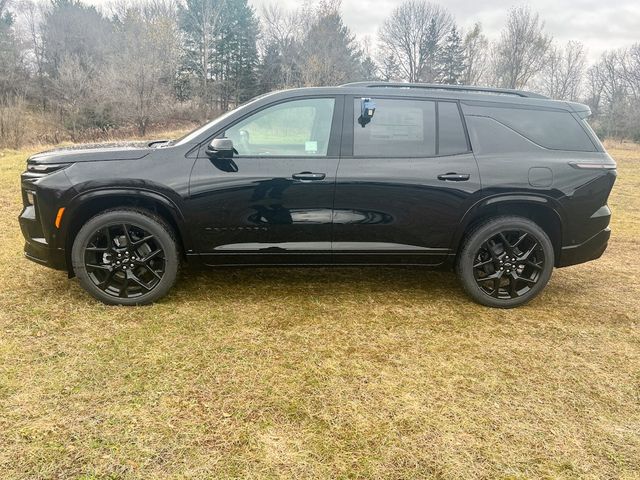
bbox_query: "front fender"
[60,187,193,253]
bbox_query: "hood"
[26,140,169,165]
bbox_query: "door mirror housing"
[206,138,234,159]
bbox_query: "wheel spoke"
[130,272,152,291]
[513,232,528,248]
[498,232,513,254]
[86,263,111,271]
[141,249,163,264]
[515,275,537,286]
[98,269,116,290]
[133,235,154,246]
[122,224,133,246]
[141,263,162,280]
[525,260,543,270]
[508,273,519,298]
[104,226,112,249]
[519,242,539,261]
[473,258,493,268]
[86,246,108,252]
[118,276,130,297]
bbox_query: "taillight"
[569,162,616,170]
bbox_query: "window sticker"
[305,141,318,153]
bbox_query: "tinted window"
[438,102,468,155]
[225,98,335,156]
[353,98,436,157]
[482,106,595,152]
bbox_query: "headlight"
[26,163,71,174]
[26,190,36,205]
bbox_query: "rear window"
[481,106,595,152]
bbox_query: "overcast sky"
[248,0,640,62]
[84,0,639,62]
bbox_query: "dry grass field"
[0,139,638,479]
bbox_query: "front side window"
[224,98,335,156]
[353,98,436,157]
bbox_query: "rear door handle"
[292,172,326,181]
[437,172,470,181]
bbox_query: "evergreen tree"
[420,18,440,82]
[300,5,363,86]
[179,0,259,112]
[379,53,400,81]
[437,25,466,84]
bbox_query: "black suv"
[19,82,616,307]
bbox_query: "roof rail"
[339,81,548,99]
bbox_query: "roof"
[339,81,548,99]
[262,82,589,114]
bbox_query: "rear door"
[332,96,481,265]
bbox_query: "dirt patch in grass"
[0,140,638,479]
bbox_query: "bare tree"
[540,41,586,100]
[109,0,180,135]
[491,6,551,89]
[462,22,488,85]
[260,3,303,87]
[21,0,47,109]
[378,0,453,82]
[620,43,640,101]
[51,54,94,139]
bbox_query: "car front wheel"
[71,208,180,305]
[456,216,554,308]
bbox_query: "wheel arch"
[62,189,192,275]
[453,195,564,266]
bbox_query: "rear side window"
[438,102,469,155]
[481,106,595,152]
[353,98,436,157]
[353,98,469,157]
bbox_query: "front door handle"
[292,172,326,181]
[437,172,470,181]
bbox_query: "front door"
[188,96,343,265]
[332,96,482,265]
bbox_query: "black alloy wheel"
[72,209,179,305]
[456,216,554,308]
[83,223,165,299]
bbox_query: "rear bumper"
[557,227,610,267]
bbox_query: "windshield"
[172,109,238,146]
[172,92,276,147]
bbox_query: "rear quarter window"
[478,106,596,152]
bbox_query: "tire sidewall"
[457,217,554,308]
[71,210,179,306]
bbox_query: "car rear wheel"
[71,209,179,305]
[456,216,554,308]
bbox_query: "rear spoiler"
[565,101,592,119]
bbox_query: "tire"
[71,208,180,305]
[456,216,554,308]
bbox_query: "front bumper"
[19,205,67,271]
[557,227,610,267]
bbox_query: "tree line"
[0,0,639,148]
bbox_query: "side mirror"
[206,138,234,159]
[358,98,376,127]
